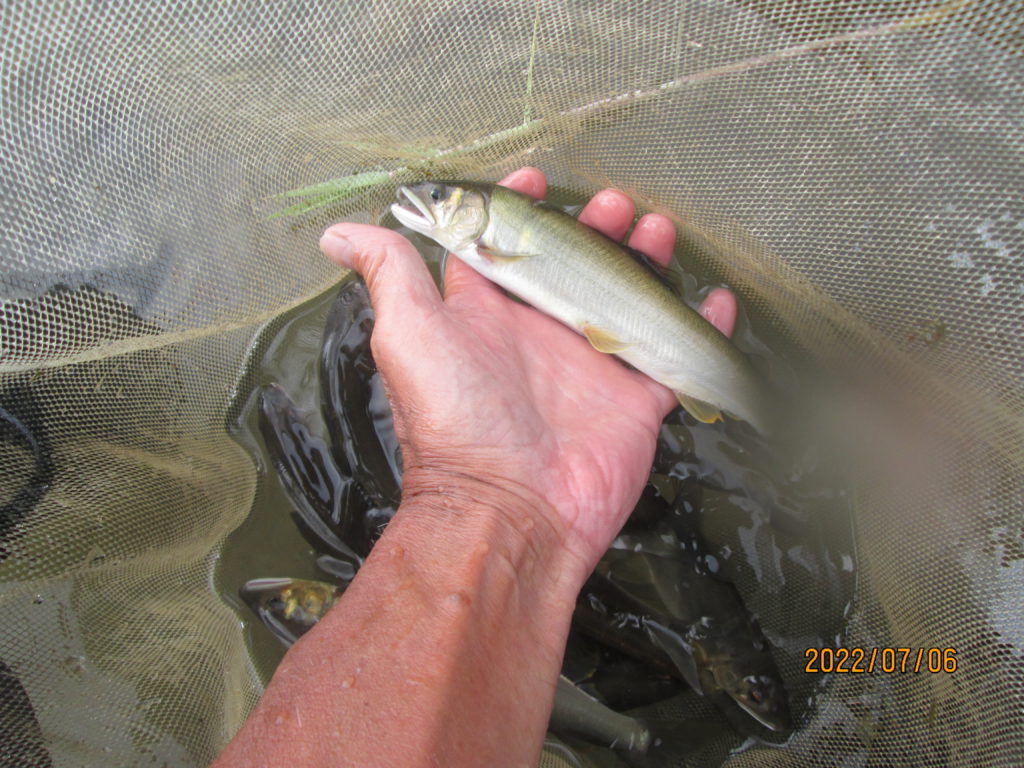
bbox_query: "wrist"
[389,468,590,605]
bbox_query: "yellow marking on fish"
[582,324,629,354]
[283,595,299,619]
[676,393,723,424]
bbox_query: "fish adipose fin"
[582,324,629,354]
[476,244,534,263]
[676,393,723,424]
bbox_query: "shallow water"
[215,187,857,763]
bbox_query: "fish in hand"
[391,181,771,433]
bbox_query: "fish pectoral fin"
[582,324,629,354]
[676,393,723,424]
[645,620,704,695]
[476,244,534,263]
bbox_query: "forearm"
[214,476,587,768]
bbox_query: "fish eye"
[749,688,764,704]
[430,185,443,201]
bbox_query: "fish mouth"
[390,186,435,235]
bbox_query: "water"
[215,188,857,764]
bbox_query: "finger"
[637,374,680,420]
[578,189,634,242]
[626,214,675,267]
[443,251,505,303]
[446,167,548,301]
[698,288,737,338]
[320,223,443,328]
[499,166,546,199]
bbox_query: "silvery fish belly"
[391,181,770,434]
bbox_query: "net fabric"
[1,1,1021,766]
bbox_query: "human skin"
[212,167,736,768]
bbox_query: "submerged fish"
[586,657,683,712]
[239,577,345,647]
[391,181,770,433]
[257,384,365,564]
[320,278,402,510]
[550,675,652,756]
[585,526,791,733]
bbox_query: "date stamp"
[804,647,957,674]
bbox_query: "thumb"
[320,223,443,333]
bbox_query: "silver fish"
[550,675,652,755]
[391,181,771,433]
[597,528,791,733]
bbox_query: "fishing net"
[1,1,1021,766]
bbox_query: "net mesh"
[1,1,1021,765]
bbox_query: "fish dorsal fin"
[645,620,703,694]
[582,323,629,354]
[476,243,534,263]
[676,392,723,424]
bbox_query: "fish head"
[721,671,792,733]
[391,182,489,252]
[239,577,340,647]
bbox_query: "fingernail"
[320,230,354,268]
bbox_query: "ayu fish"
[391,182,770,433]
[582,525,791,733]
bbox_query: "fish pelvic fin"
[582,323,629,354]
[676,393,723,425]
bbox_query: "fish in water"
[582,524,791,733]
[239,577,346,647]
[549,675,652,756]
[257,384,365,564]
[240,576,651,757]
[320,277,402,511]
[258,279,403,563]
[391,181,771,433]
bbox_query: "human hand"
[319,168,736,578]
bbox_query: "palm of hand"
[394,269,671,559]
[321,168,735,567]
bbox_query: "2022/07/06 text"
[804,647,958,674]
